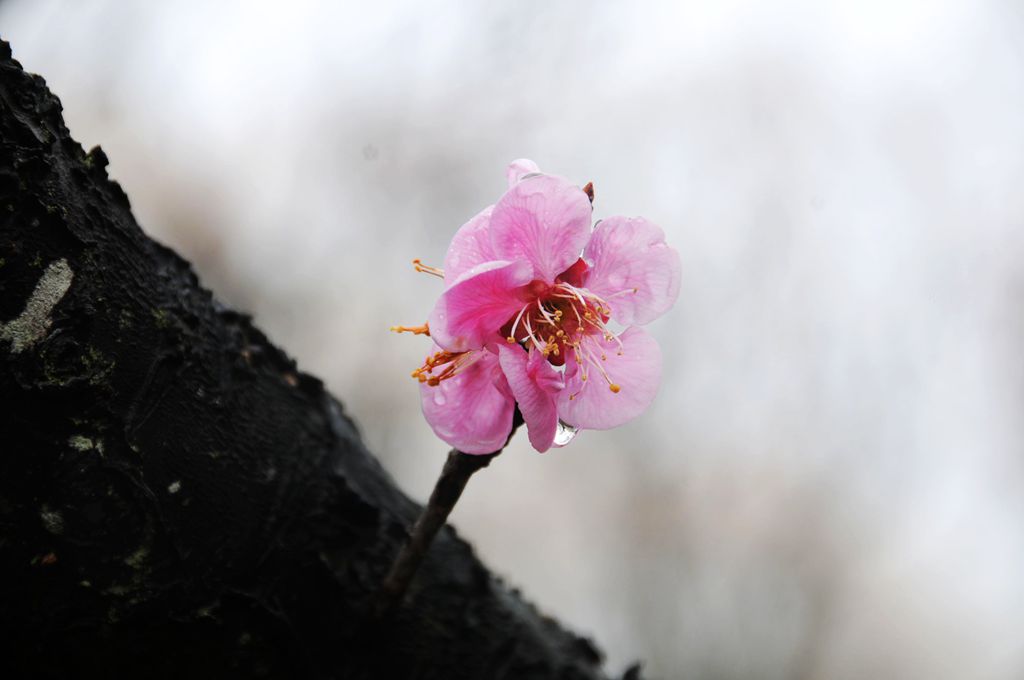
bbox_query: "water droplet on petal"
[433,391,447,406]
[553,420,578,446]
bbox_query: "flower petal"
[428,259,533,353]
[489,174,593,283]
[506,158,541,187]
[498,344,564,453]
[443,206,496,285]
[583,216,681,326]
[420,349,514,454]
[557,327,662,430]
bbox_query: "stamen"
[580,313,608,334]
[537,299,558,325]
[604,287,640,300]
[567,298,584,325]
[412,258,445,279]
[411,349,482,385]
[523,313,544,351]
[390,323,430,336]
[607,331,625,355]
[508,303,531,343]
[559,283,589,308]
[580,336,620,393]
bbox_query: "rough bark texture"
[0,40,617,679]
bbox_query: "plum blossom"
[393,160,680,454]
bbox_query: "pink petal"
[443,206,496,285]
[583,216,681,326]
[489,174,593,283]
[420,348,515,454]
[428,260,533,353]
[498,343,564,453]
[557,327,662,430]
[506,158,541,187]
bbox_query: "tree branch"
[0,40,617,679]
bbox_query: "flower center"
[504,282,625,393]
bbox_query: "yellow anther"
[609,383,621,393]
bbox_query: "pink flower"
[394,160,681,454]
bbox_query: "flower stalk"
[373,417,521,619]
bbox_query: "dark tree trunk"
[0,40,617,680]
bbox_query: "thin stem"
[373,416,521,619]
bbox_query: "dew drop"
[433,391,447,406]
[553,420,578,446]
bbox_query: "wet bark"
[0,40,617,680]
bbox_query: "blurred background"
[4,0,1024,676]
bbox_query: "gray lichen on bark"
[0,257,72,353]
